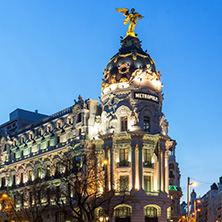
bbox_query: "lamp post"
[187,177,196,222]
[103,159,109,190]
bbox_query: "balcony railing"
[145,191,159,196]
[118,160,130,167]
[143,161,153,168]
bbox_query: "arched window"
[39,128,43,135]
[47,125,51,132]
[77,113,81,123]
[114,205,131,222]
[144,116,150,132]
[68,116,72,124]
[144,205,161,222]
[57,121,62,128]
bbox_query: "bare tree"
[5,182,50,222]
[53,143,129,222]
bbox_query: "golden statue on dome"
[116,8,144,37]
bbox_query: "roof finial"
[116,8,144,38]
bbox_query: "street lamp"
[187,177,196,222]
[99,216,109,221]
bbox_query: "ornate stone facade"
[0,33,181,222]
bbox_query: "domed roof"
[102,35,157,90]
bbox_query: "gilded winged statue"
[116,8,144,37]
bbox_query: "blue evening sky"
[0,0,221,201]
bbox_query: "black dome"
[102,36,157,88]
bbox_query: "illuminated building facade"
[0,19,181,222]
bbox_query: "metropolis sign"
[134,92,159,103]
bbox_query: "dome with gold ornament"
[102,35,162,93]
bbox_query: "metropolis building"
[0,10,182,222]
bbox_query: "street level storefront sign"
[169,185,178,191]
[134,92,159,103]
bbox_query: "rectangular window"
[37,168,41,179]
[144,116,150,132]
[73,156,81,172]
[56,136,60,144]
[12,175,16,185]
[144,176,151,192]
[29,191,32,206]
[28,170,32,181]
[144,149,152,167]
[1,177,6,187]
[13,152,16,159]
[21,193,24,207]
[46,165,50,177]
[55,162,61,177]
[121,117,128,132]
[120,176,129,192]
[119,149,129,166]
[47,188,50,205]
[47,140,50,147]
[20,173,24,183]
[21,150,24,157]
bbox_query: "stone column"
[131,134,143,190]
[110,148,114,190]
[158,148,162,192]
[102,136,113,190]
[131,146,136,189]
[138,145,143,190]
[162,149,166,192]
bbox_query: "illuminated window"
[119,149,129,166]
[121,117,128,131]
[29,132,34,140]
[144,176,151,192]
[68,116,72,124]
[28,170,32,181]
[57,121,61,128]
[144,116,150,132]
[39,128,43,135]
[47,125,51,132]
[145,207,158,218]
[37,168,41,179]
[14,139,17,146]
[114,206,131,218]
[46,165,50,177]
[21,136,25,143]
[120,176,129,191]
[144,149,152,167]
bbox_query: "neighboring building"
[168,142,182,221]
[0,108,47,135]
[0,19,181,222]
[197,178,222,222]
